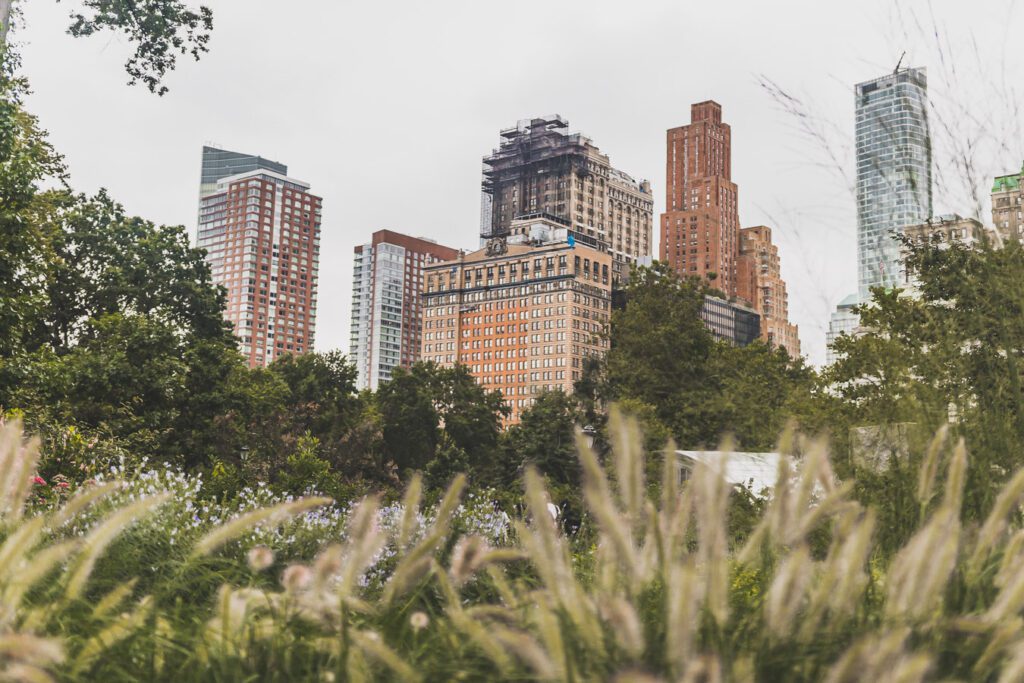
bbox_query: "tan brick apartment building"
[737,226,800,357]
[422,217,611,423]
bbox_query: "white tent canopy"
[675,451,786,496]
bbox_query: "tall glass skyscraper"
[854,67,932,301]
[826,67,932,365]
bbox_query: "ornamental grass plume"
[247,545,274,571]
[13,414,1024,679]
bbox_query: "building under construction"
[480,115,653,286]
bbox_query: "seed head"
[247,546,274,572]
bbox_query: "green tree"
[502,389,586,529]
[708,342,816,450]
[2,0,213,95]
[604,263,716,444]
[268,351,361,462]
[377,362,508,483]
[504,390,580,489]
[377,364,442,476]
[826,236,1024,523]
[602,262,813,450]
[6,313,190,459]
[0,186,247,470]
[0,70,63,359]
[28,189,233,354]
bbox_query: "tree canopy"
[1,0,213,95]
[601,262,815,451]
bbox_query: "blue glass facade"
[855,68,932,301]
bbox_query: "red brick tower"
[660,101,740,294]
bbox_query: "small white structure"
[675,451,785,496]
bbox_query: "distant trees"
[378,362,508,483]
[600,262,816,451]
[825,236,1024,521]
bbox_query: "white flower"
[409,611,430,631]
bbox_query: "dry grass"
[5,410,1024,680]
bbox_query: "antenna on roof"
[893,51,906,74]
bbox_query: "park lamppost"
[581,425,598,450]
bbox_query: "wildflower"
[33,476,46,485]
[248,546,275,572]
[409,611,430,631]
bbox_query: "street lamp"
[581,425,598,450]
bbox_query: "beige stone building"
[901,214,994,295]
[992,163,1024,242]
[481,115,653,286]
[422,217,611,424]
[736,225,800,358]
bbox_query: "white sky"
[13,0,1024,366]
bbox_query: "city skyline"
[16,0,1023,366]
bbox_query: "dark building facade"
[199,146,288,198]
[701,295,760,347]
[481,116,653,286]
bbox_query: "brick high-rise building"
[661,101,740,294]
[350,230,460,390]
[422,217,611,424]
[481,115,653,286]
[737,226,800,357]
[198,168,322,368]
[662,102,800,356]
[992,163,1023,241]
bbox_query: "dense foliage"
[601,261,817,451]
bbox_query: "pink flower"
[57,482,70,489]
[33,476,46,486]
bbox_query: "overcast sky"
[14,0,1024,366]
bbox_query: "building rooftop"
[837,293,859,308]
[217,168,311,190]
[855,66,927,94]
[676,450,786,495]
[993,163,1023,193]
